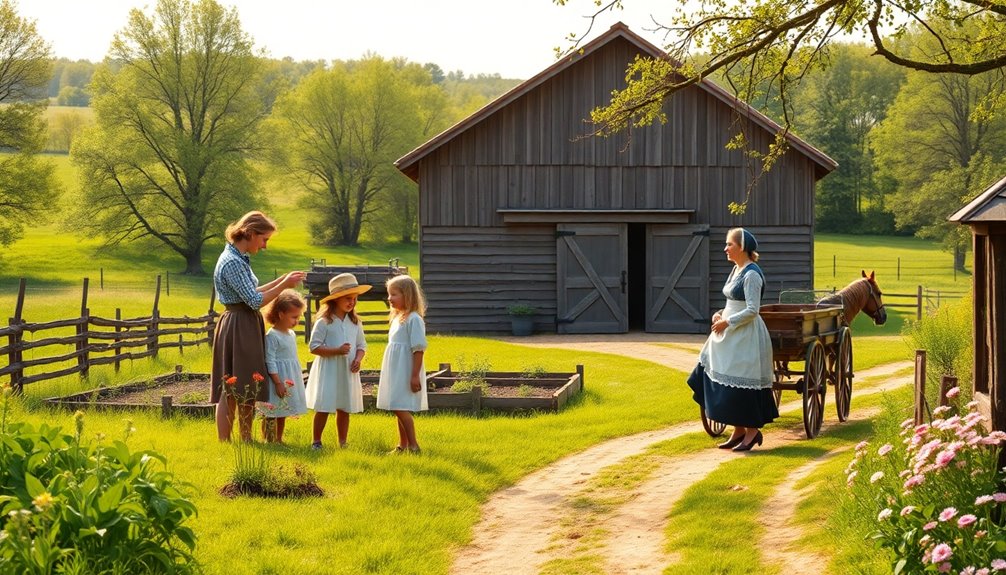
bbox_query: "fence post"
[100,268,104,290]
[577,364,585,390]
[114,308,122,372]
[916,285,923,321]
[161,395,173,419]
[78,278,90,379]
[471,384,482,416]
[206,285,217,348]
[914,350,927,424]
[897,257,901,281]
[939,375,958,407]
[149,275,161,358]
[833,254,836,278]
[7,278,27,393]
[166,271,170,296]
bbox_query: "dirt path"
[451,336,911,574]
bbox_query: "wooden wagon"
[303,259,408,308]
[701,303,853,439]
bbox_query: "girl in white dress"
[376,275,428,453]
[260,289,309,443]
[306,273,370,449]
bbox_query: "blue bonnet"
[740,229,758,253]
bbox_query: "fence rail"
[782,284,967,320]
[1,277,391,393]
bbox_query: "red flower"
[225,376,238,386]
[252,372,265,383]
[284,379,294,388]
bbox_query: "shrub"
[451,354,491,393]
[903,295,973,408]
[521,365,548,379]
[506,304,536,316]
[0,390,199,574]
[844,390,1006,574]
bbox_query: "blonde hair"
[263,289,306,326]
[728,228,759,262]
[319,295,360,325]
[387,275,426,323]
[226,211,277,243]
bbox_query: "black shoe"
[717,435,745,449]
[733,430,763,452]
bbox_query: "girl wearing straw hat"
[306,273,371,449]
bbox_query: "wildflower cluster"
[846,389,1006,574]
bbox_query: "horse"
[818,270,887,325]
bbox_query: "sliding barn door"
[646,224,709,333]
[556,223,628,333]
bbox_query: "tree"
[0,0,59,247]
[46,108,91,153]
[795,44,905,232]
[268,57,445,246]
[71,0,264,274]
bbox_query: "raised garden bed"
[45,364,585,417]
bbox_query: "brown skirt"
[210,303,269,404]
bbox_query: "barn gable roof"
[395,22,837,182]
[949,174,1006,223]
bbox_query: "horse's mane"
[818,278,873,324]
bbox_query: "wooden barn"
[394,23,836,335]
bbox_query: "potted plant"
[507,304,536,336]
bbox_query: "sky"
[18,0,675,80]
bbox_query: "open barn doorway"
[628,223,647,330]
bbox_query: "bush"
[0,392,199,574]
[903,295,973,408]
[844,391,1006,574]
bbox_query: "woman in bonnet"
[686,227,777,451]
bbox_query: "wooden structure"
[700,304,852,439]
[303,259,408,308]
[949,175,1006,435]
[395,22,836,335]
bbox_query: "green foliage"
[506,303,536,316]
[0,0,59,248]
[844,394,1006,574]
[451,354,491,392]
[515,384,535,398]
[520,365,548,379]
[69,0,264,274]
[902,295,973,408]
[0,404,198,574]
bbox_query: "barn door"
[646,224,709,333]
[556,223,628,333]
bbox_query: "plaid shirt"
[213,243,263,308]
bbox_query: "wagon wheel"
[700,407,727,437]
[772,362,785,407]
[834,327,853,422]
[802,340,827,438]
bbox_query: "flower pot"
[510,316,534,336]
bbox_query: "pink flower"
[846,470,858,486]
[946,386,960,398]
[939,507,958,522]
[900,506,916,516]
[932,543,953,563]
[904,475,925,489]
[252,372,265,382]
[856,440,869,451]
[936,450,957,467]
[877,508,893,521]
[870,471,885,483]
[878,443,893,456]
[284,379,295,387]
[976,568,990,575]
[976,495,995,506]
[924,521,938,531]
[994,493,1006,503]
[992,558,1006,570]
[958,514,978,528]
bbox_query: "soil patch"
[97,379,211,405]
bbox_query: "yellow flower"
[33,492,54,511]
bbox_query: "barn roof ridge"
[395,21,837,181]
[949,174,1006,223]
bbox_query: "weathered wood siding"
[414,36,818,333]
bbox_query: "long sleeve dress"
[686,263,778,428]
[305,315,367,413]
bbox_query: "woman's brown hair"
[728,227,760,262]
[226,211,277,243]
[263,289,307,326]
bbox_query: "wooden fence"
[0,277,390,393]
[782,285,966,320]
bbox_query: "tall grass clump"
[903,294,973,408]
[843,389,1006,574]
[0,388,199,574]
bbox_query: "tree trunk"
[184,250,205,275]
[954,244,966,271]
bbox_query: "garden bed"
[44,364,585,416]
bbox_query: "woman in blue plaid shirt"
[212,211,305,442]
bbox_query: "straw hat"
[319,273,372,304]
